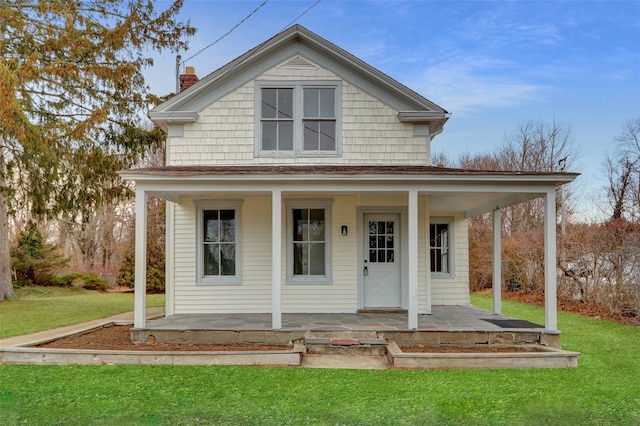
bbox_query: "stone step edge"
[304,338,388,346]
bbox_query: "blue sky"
[145,0,640,221]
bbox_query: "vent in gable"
[281,56,317,69]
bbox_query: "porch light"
[341,225,348,236]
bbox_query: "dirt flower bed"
[36,325,293,352]
[399,344,547,353]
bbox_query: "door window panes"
[368,220,395,263]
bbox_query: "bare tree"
[462,119,576,293]
[605,117,640,221]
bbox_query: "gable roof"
[149,25,449,132]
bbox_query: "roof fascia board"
[398,111,451,123]
[119,170,576,186]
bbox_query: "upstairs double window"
[257,82,340,156]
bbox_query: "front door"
[363,213,401,308]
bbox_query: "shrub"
[10,224,69,286]
[51,273,108,291]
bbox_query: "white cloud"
[409,56,547,115]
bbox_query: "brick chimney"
[179,66,199,92]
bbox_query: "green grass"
[0,286,164,338]
[1,294,639,425]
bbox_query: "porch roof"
[120,164,578,218]
[121,164,577,179]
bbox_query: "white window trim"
[285,199,333,285]
[195,200,243,285]
[255,80,342,158]
[430,216,455,279]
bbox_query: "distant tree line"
[453,117,640,322]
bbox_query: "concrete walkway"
[0,307,165,348]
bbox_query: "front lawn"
[1,294,638,425]
[0,287,164,338]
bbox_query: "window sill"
[287,277,332,285]
[430,273,454,280]
[197,278,242,286]
[257,152,341,158]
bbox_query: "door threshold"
[358,308,407,314]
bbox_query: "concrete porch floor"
[131,305,562,349]
[141,305,544,332]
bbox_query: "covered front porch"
[121,165,578,336]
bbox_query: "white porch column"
[134,187,147,329]
[408,189,419,329]
[492,209,502,315]
[165,201,174,316]
[271,189,282,330]
[544,189,558,331]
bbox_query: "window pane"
[369,249,377,263]
[319,88,335,117]
[219,210,235,242]
[293,209,307,241]
[430,223,450,273]
[386,250,394,263]
[369,221,377,234]
[262,121,276,150]
[319,121,335,150]
[303,88,319,117]
[278,88,293,119]
[386,221,394,234]
[377,249,385,263]
[204,244,220,275]
[220,244,235,275]
[294,243,308,275]
[378,236,385,248]
[386,235,394,248]
[309,243,325,275]
[203,210,219,242]
[279,121,293,150]
[309,209,325,241]
[430,249,439,272]
[369,235,376,249]
[303,121,319,151]
[261,89,277,118]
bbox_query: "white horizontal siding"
[171,193,470,314]
[282,195,358,313]
[172,196,272,314]
[431,214,470,306]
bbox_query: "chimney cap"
[185,66,196,75]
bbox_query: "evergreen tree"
[0,0,195,300]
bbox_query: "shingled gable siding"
[168,60,430,166]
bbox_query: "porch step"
[304,337,388,356]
